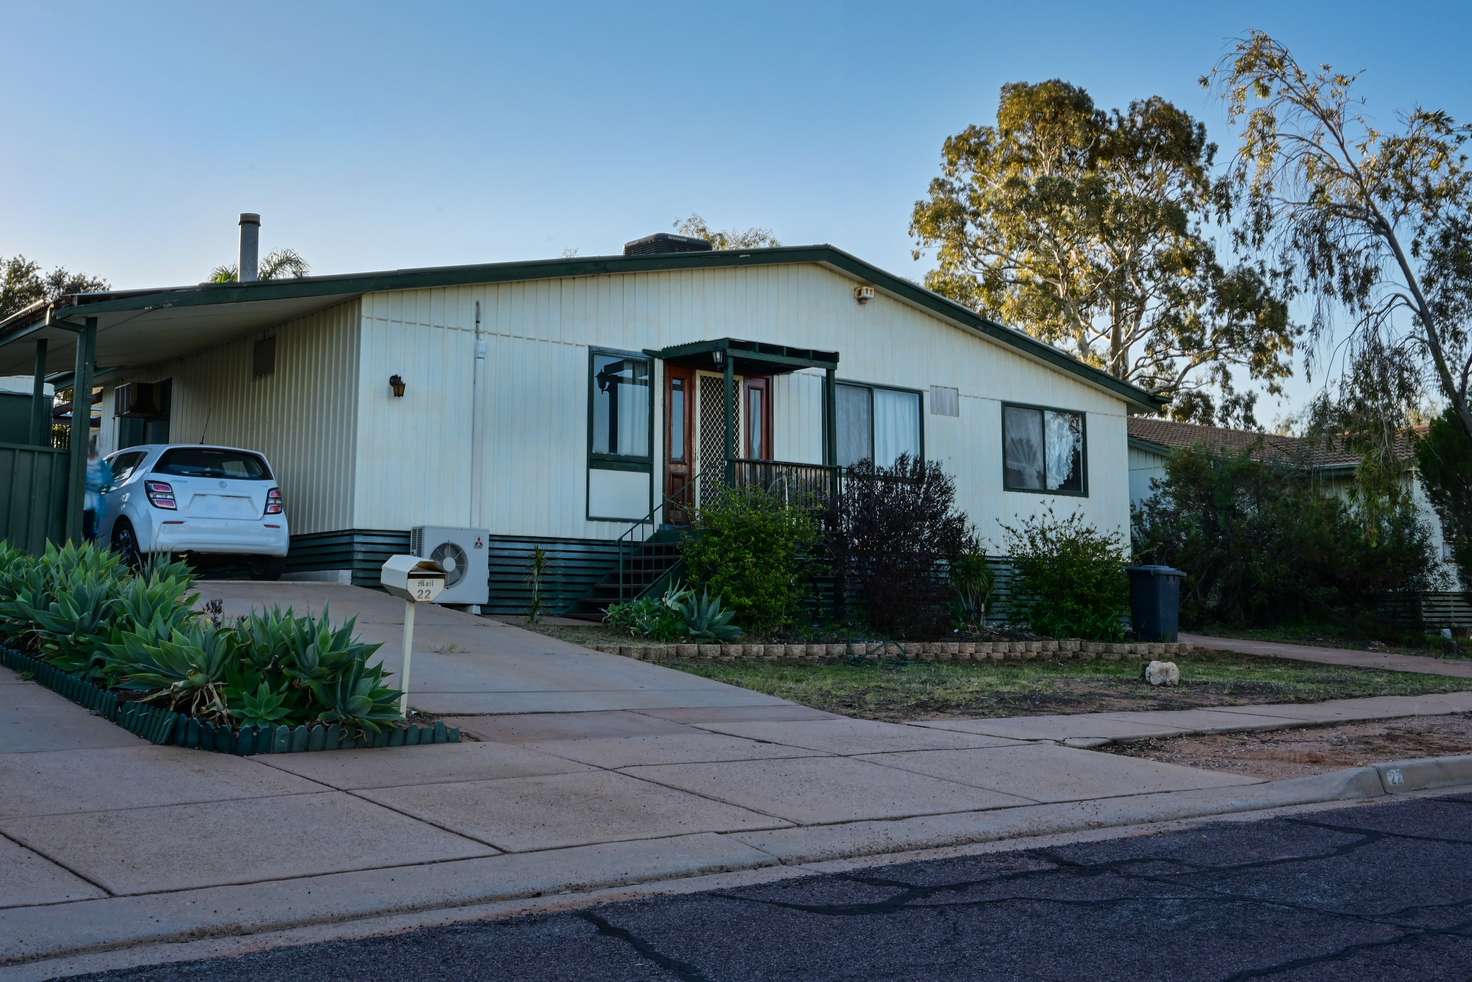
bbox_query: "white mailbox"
[379,555,448,716]
[381,555,447,604]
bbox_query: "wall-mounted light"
[389,374,406,398]
[712,349,725,368]
[854,285,876,305]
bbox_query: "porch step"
[567,536,688,622]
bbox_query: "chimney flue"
[238,213,261,282]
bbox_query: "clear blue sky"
[4,0,1467,419]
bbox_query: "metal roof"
[0,244,1166,411]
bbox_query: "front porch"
[649,337,842,524]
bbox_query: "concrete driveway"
[202,581,791,715]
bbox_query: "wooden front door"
[664,365,696,524]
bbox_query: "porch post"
[64,317,96,543]
[822,367,837,471]
[29,338,48,446]
[722,349,736,486]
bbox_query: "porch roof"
[650,338,839,376]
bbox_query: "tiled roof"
[1127,418,1418,469]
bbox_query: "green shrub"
[1133,447,1438,627]
[605,592,686,641]
[604,584,744,643]
[1003,510,1128,641]
[681,487,820,635]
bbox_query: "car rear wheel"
[111,521,142,570]
[250,557,286,581]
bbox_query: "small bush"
[1003,510,1128,641]
[681,487,820,635]
[827,455,971,639]
[605,584,743,643]
[949,537,995,631]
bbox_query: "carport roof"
[0,245,1165,410]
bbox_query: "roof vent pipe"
[238,213,261,282]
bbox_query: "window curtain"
[836,384,872,466]
[873,388,921,467]
[1043,409,1083,491]
[1004,405,1044,489]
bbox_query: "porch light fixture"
[389,374,406,398]
[711,349,725,368]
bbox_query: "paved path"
[200,581,791,714]
[1185,632,1472,679]
[68,792,1472,981]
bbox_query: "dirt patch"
[1110,713,1472,780]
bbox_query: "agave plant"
[673,589,743,642]
[105,623,236,720]
[228,680,295,728]
[314,659,403,734]
[22,579,121,680]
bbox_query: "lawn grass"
[664,652,1472,722]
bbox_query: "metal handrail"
[615,472,704,603]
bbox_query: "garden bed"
[661,651,1472,722]
[1,645,458,754]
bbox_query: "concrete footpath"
[6,666,1472,973]
[3,582,1472,974]
[1185,632,1472,679]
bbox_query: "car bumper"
[150,518,289,556]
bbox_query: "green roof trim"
[0,244,1165,410]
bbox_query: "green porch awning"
[650,338,839,376]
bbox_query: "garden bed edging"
[592,638,1196,663]
[0,645,459,755]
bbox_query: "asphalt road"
[80,792,1472,982]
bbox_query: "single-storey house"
[0,223,1163,614]
[1128,417,1465,597]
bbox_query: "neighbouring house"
[1128,417,1466,605]
[0,221,1163,614]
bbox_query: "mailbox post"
[380,555,447,716]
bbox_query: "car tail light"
[265,487,284,516]
[145,480,176,510]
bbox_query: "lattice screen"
[698,376,730,505]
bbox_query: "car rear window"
[153,448,272,480]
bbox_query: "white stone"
[1143,660,1180,686]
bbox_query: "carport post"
[64,317,97,543]
[28,338,48,446]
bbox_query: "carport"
[0,278,362,552]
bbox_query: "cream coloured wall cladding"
[164,299,361,535]
[353,263,1136,542]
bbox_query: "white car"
[98,444,290,579]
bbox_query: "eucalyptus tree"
[910,80,1292,425]
[674,214,780,250]
[1,255,108,319]
[1208,31,1472,447]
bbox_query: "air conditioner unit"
[409,526,490,605]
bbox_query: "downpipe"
[469,300,484,525]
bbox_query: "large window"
[836,382,922,468]
[589,351,652,464]
[1002,403,1086,494]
